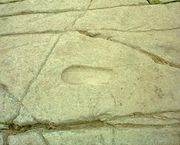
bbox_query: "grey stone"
[0,0,180,144]
[0,133,6,145]
[43,128,113,145]
[0,0,148,18]
[89,0,149,9]
[22,31,180,124]
[74,3,180,31]
[0,83,20,123]
[0,12,81,36]
[13,105,37,126]
[8,131,46,145]
[0,124,8,130]
[89,29,180,65]
[0,0,89,17]
[104,116,180,125]
[42,127,180,145]
[114,127,180,145]
[0,35,58,100]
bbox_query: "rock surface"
[0,133,6,145]
[8,131,46,145]
[0,0,180,144]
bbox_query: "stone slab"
[74,3,180,31]
[0,0,149,17]
[0,0,89,17]
[21,31,180,124]
[0,35,58,100]
[0,133,6,145]
[8,131,46,145]
[42,127,180,145]
[0,83,20,123]
[1,3,180,36]
[0,1,180,144]
[88,29,180,65]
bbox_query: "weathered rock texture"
[0,0,180,144]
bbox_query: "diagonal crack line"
[71,0,93,29]
[89,3,149,10]
[147,0,180,5]
[77,30,180,70]
[9,35,62,124]
[0,1,179,18]
[0,0,25,4]
[0,3,148,18]
[0,30,66,37]
[19,34,61,103]
[39,131,50,145]
[0,8,82,18]
[1,26,180,37]
[162,0,180,4]
[112,40,180,69]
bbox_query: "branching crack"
[1,110,179,135]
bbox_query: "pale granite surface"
[0,0,180,144]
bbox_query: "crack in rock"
[1,26,180,37]
[6,35,62,125]
[0,0,25,4]
[71,0,93,29]
[147,0,180,4]
[0,119,179,136]
[20,34,61,103]
[0,2,149,18]
[77,30,180,70]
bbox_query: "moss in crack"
[0,120,114,135]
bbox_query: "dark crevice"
[0,120,179,135]
[0,30,65,37]
[0,9,82,18]
[1,110,179,135]
[0,120,112,135]
[147,0,180,4]
[0,0,25,4]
